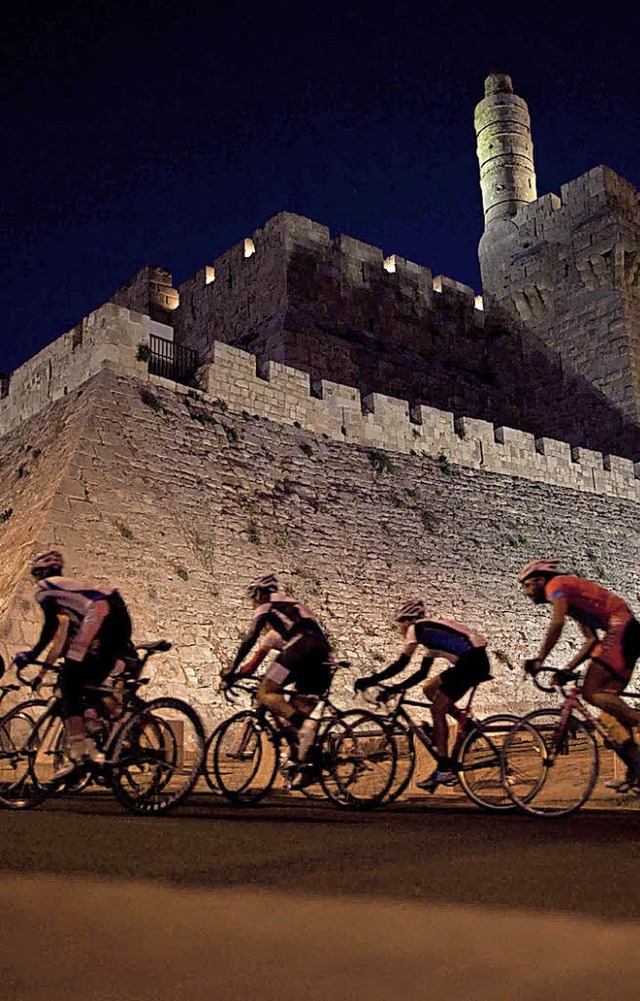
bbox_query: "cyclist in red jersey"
[519,559,640,784]
[222,574,332,761]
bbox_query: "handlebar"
[528,667,578,696]
[12,637,172,688]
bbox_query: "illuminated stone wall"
[1,319,639,725]
[479,165,640,433]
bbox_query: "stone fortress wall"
[1,354,639,725]
[171,206,640,459]
[2,72,640,722]
[2,302,640,503]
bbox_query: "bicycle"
[0,654,50,801]
[206,668,397,808]
[500,667,639,817]
[362,684,522,810]
[0,641,205,815]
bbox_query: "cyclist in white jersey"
[222,574,332,760]
[16,550,132,776]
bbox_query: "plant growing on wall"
[368,449,394,475]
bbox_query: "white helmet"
[394,598,426,622]
[517,559,560,584]
[246,573,279,600]
[31,550,64,579]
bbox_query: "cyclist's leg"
[290,659,331,763]
[599,710,637,789]
[582,664,640,730]
[56,660,88,774]
[583,661,640,782]
[422,675,452,765]
[421,650,490,784]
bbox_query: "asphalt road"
[2,790,640,922]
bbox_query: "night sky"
[3,1,639,375]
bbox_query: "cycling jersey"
[544,576,631,632]
[544,575,639,680]
[252,593,326,642]
[405,619,487,664]
[33,575,129,663]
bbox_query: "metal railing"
[148,336,199,387]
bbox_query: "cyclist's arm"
[355,640,419,689]
[230,616,266,672]
[237,646,269,677]
[380,656,434,695]
[44,615,71,665]
[534,596,568,667]
[29,600,61,660]
[564,622,597,671]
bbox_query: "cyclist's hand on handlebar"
[523,657,542,676]
[552,667,576,686]
[14,650,33,670]
[219,669,236,692]
[353,677,373,694]
[375,687,396,704]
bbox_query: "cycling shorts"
[438,648,491,702]
[592,614,640,683]
[265,629,332,696]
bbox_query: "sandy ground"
[1,874,639,1000]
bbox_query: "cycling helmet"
[30,549,64,578]
[517,559,559,584]
[246,573,280,599]
[395,598,426,622]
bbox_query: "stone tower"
[475,74,640,435]
[474,71,537,226]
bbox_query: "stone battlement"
[173,211,483,361]
[2,301,639,502]
[504,165,640,247]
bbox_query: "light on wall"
[205,266,215,285]
[243,239,256,258]
[474,295,484,311]
[383,255,397,274]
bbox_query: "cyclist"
[15,550,133,777]
[518,558,640,785]
[354,599,491,788]
[222,574,332,763]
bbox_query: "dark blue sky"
[3,1,639,374]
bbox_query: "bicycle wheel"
[385,718,416,803]
[0,706,49,808]
[502,709,598,816]
[294,710,373,803]
[202,720,227,796]
[109,698,205,815]
[457,714,518,811]
[212,711,278,804]
[322,712,396,808]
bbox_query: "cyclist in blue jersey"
[15,550,132,777]
[354,599,491,787]
[222,573,332,761]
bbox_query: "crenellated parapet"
[192,340,640,501]
[2,302,640,501]
[0,303,169,437]
[173,210,483,363]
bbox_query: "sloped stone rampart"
[1,370,639,728]
[2,303,640,503]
